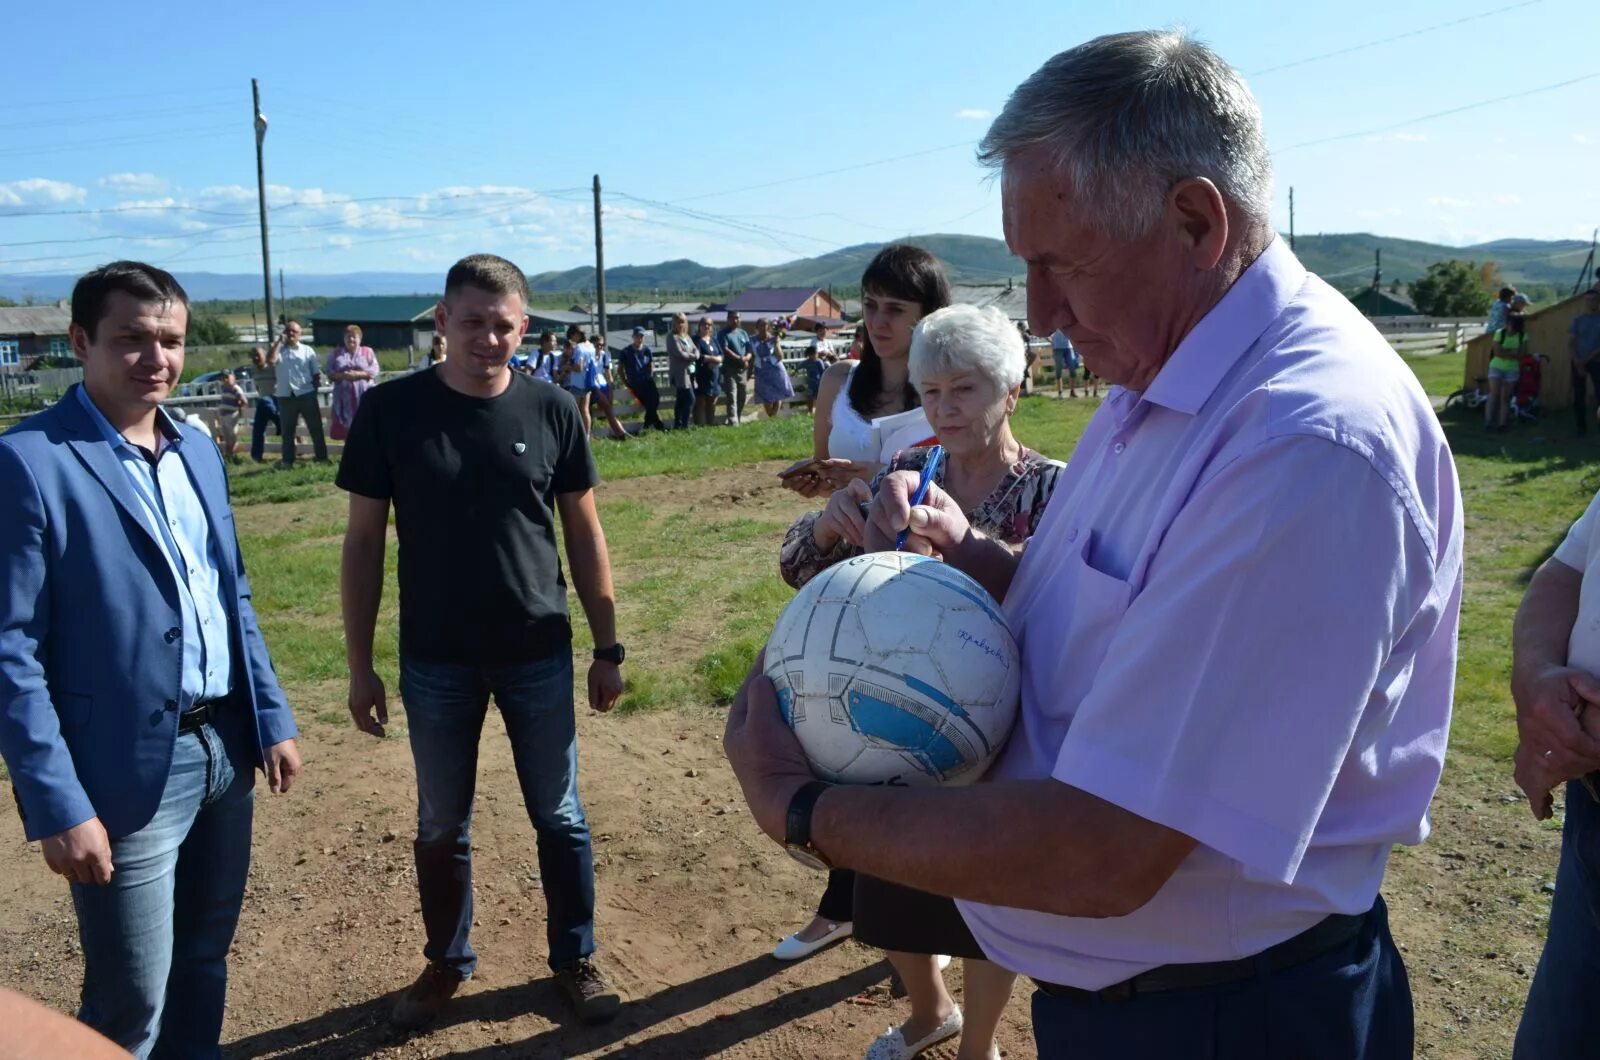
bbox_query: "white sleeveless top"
[827,363,934,465]
[827,364,878,463]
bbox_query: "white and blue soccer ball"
[764,552,1020,786]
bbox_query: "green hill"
[524,231,1592,300]
[1288,233,1591,291]
[524,233,1027,294]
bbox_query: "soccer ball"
[764,552,1020,786]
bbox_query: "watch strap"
[785,780,833,863]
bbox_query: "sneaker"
[555,957,621,1023]
[391,964,466,1029]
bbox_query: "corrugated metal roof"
[727,287,827,313]
[0,305,71,336]
[305,296,439,323]
[950,283,1028,321]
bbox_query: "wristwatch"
[784,780,834,871]
[593,642,626,665]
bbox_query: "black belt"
[177,699,224,733]
[1032,910,1368,1003]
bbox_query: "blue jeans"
[1515,780,1600,1057]
[71,717,255,1059]
[1030,898,1412,1059]
[400,653,596,977]
[674,386,695,429]
[249,396,279,462]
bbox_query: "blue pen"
[896,445,944,551]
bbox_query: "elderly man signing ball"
[725,30,1462,1060]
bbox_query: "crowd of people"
[9,27,1600,1060]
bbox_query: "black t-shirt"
[336,369,600,666]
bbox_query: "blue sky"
[1,0,1596,281]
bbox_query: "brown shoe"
[554,957,621,1023]
[391,964,466,1029]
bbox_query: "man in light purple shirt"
[725,30,1461,1060]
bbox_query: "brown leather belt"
[1032,910,1368,1003]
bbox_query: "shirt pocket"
[1026,530,1133,724]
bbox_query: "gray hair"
[978,29,1272,239]
[909,305,1026,394]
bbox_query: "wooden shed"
[1464,290,1594,410]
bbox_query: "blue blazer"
[0,387,298,841]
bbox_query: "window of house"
[0,341,19,367]
[49,338,69,357]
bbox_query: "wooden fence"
[1370,317,1480,358]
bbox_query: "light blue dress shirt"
[75,388,234,706]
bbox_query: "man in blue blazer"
[0,261,301,1058]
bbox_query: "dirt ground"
[0,460,1564,1059]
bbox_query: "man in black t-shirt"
[337,254,625,1028]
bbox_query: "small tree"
[1408,260,1492,318]
[187,314,238,345]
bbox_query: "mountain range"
[1,232,1590,303]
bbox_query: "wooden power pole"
[592,175,607,343]
[251,80,274,345]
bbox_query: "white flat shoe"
[863,1007,964,1059]
[772,920,853,960]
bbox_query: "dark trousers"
[631,379,665,430]
[1030,897,1412,1059]
[1573,360,1600,434]
[673,386,695,429]
[276,391,327,465]
[1514,780,1600,1057]
[249,396,279,463]
[816,869,854,922]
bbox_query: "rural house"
[1348,287,1418,317]
[305,296,439,351]
[0,304,72,372]
[726,287,844,322]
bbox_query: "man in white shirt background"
[268,319,328,467]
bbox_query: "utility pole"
[1574,228,1598,297]
[278,267,286,311]
[251,79,274,346]
[1372,248,1381,291]
[592,175,607,343]
[1288,187,1295,252]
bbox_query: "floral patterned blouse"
[779,444,1065,588]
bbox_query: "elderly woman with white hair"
[779,304,1063,1060]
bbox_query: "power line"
[1275,71,1599,152]
[0,186,591,221]
[669,140,978,204]
[1250,0,1545,76]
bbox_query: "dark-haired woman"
[778,243,951,500]
[770,244,951,972]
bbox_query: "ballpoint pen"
[896,445,944,551]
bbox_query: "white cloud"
[1365,132,1428,143]
[0,178,87,214]
[326,235,354,248]
[1428,196,1473,209]
[1493,194,1523,206]
[98,172,170,195]
[1357,207,1403,219]
[1576,133,1591,144]
[954,108,992,120]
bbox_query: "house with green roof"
[304,295,440,351]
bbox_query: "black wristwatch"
[784,780,834,871]
[593,642,626,665]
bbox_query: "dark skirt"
[853,873,986,960]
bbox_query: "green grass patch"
[1401,349,1466,399]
